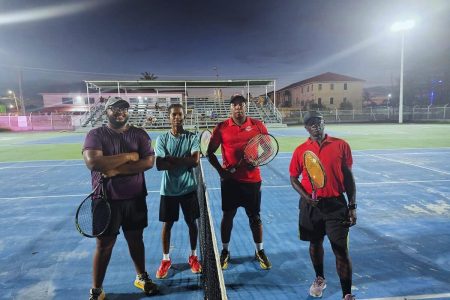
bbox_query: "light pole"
[391,19,415,123]
[8,90,19,114]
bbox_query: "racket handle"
[229,167,236,174]
[311,191,317,200]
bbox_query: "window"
[301,87,304,93]
[311,84,313,91]
[344,83,348,90]
[330,97,334,104]
[343,97,347,103]
[318,98,322,106]
[307,86,309,92]
[330,83,334,90]
[62,97,73,104]
[318,84,322,91]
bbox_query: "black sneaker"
[255,249,272,270]
[89,287,105,300]
[134,271,158,295]
[220,249,230,270]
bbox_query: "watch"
[348,203,357,210]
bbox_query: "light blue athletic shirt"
[155,130,200,196]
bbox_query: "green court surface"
[0,124,449,162]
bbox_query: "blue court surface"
[0,133,449,299]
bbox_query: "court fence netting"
[195,161,227,300]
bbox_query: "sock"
[222,243,229,251]
[190,249,197,257]
[313,264,324,278]
[255,243,263,251]
[163,253,170,260]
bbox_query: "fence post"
[444,104,449,119]
[29,112,33,130]
[427,104,432,120]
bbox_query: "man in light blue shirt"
[154,103,202,279]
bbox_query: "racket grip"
[311,191,317,200]
[229,167,236,174]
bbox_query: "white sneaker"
[309,276,327,297]
[343,294,356,300]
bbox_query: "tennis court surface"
[0,125,449,300]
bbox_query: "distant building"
[271,72,365,110]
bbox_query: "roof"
[85,79,275,90]
[280,72,365,91]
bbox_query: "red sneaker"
[156,259,171,279]
[188,255,202,274]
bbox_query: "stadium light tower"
[8,90,19,113]
[391,19,415,123]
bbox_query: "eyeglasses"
[108,107,129,113]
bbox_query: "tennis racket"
[75,179,111,238]
[199,129,212,157]
[229,133,279,173]
[303,150,326,200]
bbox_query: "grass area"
[0,124,449,162]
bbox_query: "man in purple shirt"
[82,96,157,300]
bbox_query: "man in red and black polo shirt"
[289,111,357,300]
[206,94,272,270]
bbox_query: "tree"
[140,72,158,80]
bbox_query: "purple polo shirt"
[83,126,154,200]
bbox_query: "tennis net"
[196,161,227,300]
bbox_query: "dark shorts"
[159,191,200,223]
[221,178,261,216]
[298,194,349,249]
[102,197,148,237]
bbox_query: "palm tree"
[140,72,158,80]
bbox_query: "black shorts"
[298,194,349,249]
[102,197,148,237]
[159,191,200,223]
[221,178,261,216]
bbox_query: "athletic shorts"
[298,194,349,249]
[159,191,200,223]
[102,197,148,236]
[221,178,261,216]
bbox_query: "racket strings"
[77,195,110,236]
[244,135,278,166]
[200,131,212,156]
[304,153,326,188]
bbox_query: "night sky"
[0,0,449,98]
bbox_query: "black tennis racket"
[199,129,212,157]
[75,178,111,238]
[228,133,279,173]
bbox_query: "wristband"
[348,203,357,210]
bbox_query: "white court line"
[0,164,85,170]
[204,179,450,191]
[368,154,450,175]
[360,292,450,300]
[0,190,161,201]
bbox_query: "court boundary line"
[368,154,450,175]
[360,292,450,300]
[204,179,450,191]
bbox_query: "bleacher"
[80,97,282,129]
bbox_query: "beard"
[108,114,129,128]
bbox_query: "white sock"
[190,249,197,257]
[222,243,229,251]
[163,253,170,260]
[256,243,263,251]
